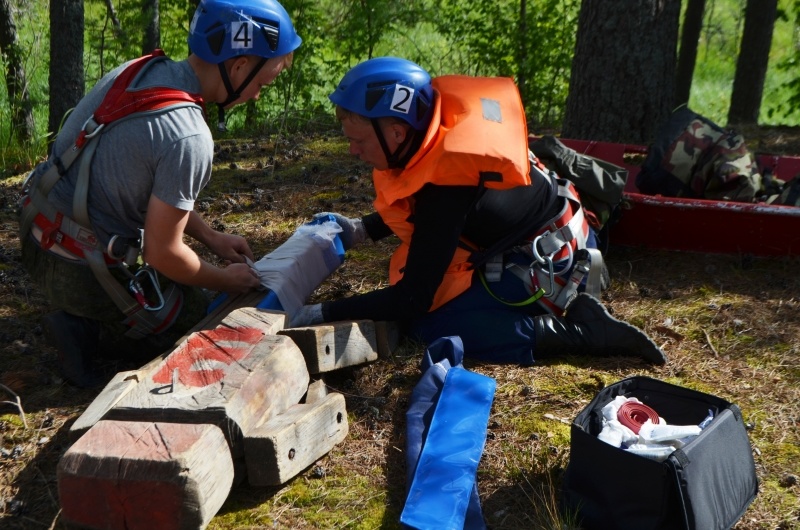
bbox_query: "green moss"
[0,414,26,430]
[511,413,571,446]
[212,474,394,529]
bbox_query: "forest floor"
[0,124,799,529]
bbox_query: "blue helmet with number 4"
[188,0,302,63]
[329,57,434,131]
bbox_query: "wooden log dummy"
[58,420,232,530]
[58,307,309,529]
[279,320,380,374]
[99,308,309,457]
[279,320,400,374]
[61,306,397,528]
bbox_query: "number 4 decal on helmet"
[231,21,254,49]
[391,84,415,114]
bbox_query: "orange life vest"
[372,75,532,311]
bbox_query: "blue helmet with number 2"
[329,57,434,131]
[188,0,302,63]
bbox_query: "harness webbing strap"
[71,138,142,323]
[18,135,89,242]
[534,180,586,257]
[583,248,603,298]
[94,50,205,125]
[72,135,96,233]
[20,49,204,337]
[480,174,605,314]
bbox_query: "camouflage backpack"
[766,174,800,207]
[636,105,762,202]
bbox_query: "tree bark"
[49,0,84,140]
[561,0,681,144]
[142,0,160,55]
[675,0,706,106]
[727,0,778,126]
[0,0,35,142]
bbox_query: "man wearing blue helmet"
[290,57,666,367]
[19,0,301,387]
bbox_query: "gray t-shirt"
[39,56,213,245]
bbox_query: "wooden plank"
[244,393,348,486]
[69,307,290,439]
[278,320,379,374]
[58,420,233,530]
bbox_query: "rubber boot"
[42,311,104,388]
[534,293,666,364]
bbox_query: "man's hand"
[312,212,366,250]
[289,303,324,327]
[221,262,261,294]
[207,231,255,264]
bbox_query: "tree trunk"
[0,0,35,142]
[49,0,84,141]
[675,0,705,106]
[561,0,681,144]
[727,0,778,126]
[142,0,160,55]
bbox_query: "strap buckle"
[40,212,64,251]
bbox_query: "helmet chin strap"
[216,58,268,131]
[370,119,421,169]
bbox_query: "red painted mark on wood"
[151,327,263,388]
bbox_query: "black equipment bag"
[560,376,758,530]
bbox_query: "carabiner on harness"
[81,117,105,139]
[128,267,165,312]
[530,234,557,296]
[529,231,578,296]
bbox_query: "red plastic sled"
[551,138,800,257]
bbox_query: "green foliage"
[2,0,799,169]
[689,0,800,126]
[517,0,580,129]
[0,0,48,169]
[83,0,195,84]
[771,0,800,123]
[433,0,579,128]
[225,0,339,134]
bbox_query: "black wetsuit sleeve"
[321,185,478,322]
[361,211,393,241]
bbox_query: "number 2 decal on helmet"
[391,85,415,114]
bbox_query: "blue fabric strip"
[401,365,496,530]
